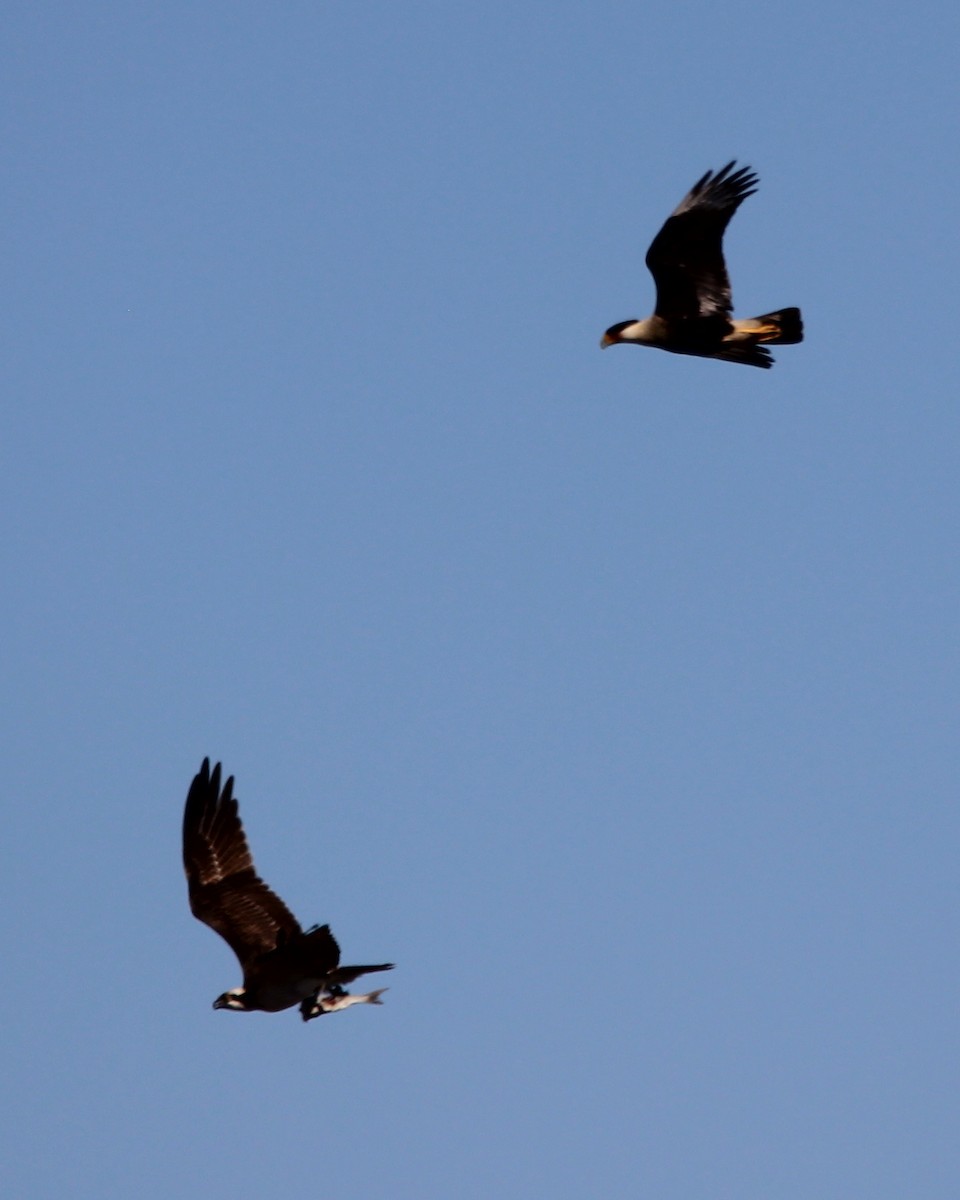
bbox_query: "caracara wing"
[183,758,302,967]
[644,162,758,323]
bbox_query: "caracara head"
[213,988,250,1012]
[600,320,640,349]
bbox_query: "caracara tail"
[749,307,803,345]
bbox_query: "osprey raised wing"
[601,162,802,368]
[182,758,393,1021]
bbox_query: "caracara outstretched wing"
[183,758,302,967]
[645,161,758,324]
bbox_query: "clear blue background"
[3,3,958,1197]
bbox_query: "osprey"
[601,162,803,368]
[182,757,394,1022]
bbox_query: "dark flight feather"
[645,161,758,323]
[183,758,302,967]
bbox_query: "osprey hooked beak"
[213,989,247,1011]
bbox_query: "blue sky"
[3,3,959,1197]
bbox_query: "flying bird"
[182,757,394,1021]
[600,162,802,368]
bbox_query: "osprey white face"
[213,988,248,1011]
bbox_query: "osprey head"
[213,988,250,1012]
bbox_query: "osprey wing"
[183,758,302,967]
[645,161,757,323]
